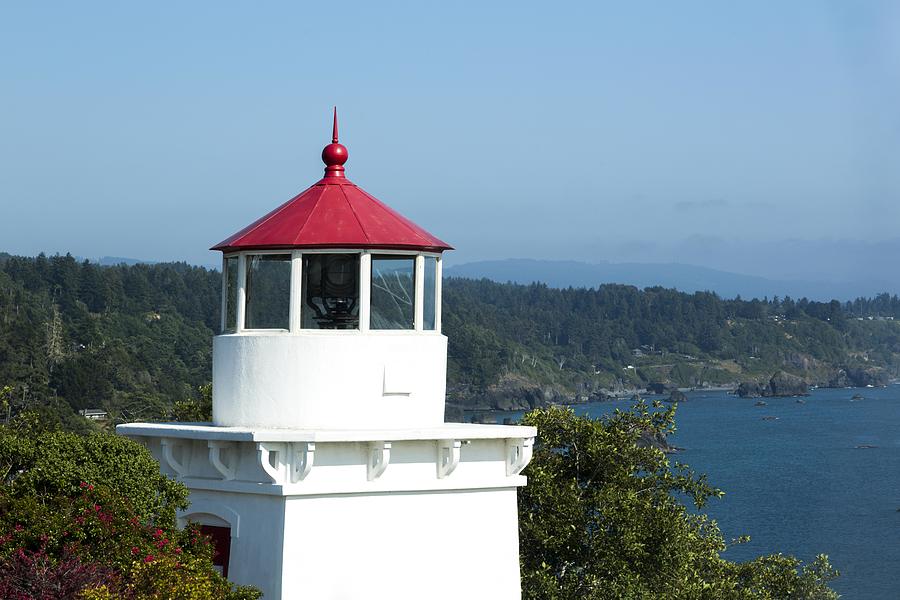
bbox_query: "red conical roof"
[211,109,452,254]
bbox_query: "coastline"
[457,382,897,420]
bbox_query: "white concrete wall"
[280,488,522,599]
[213,332,448,429]
[122,424,534,600]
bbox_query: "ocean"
[481,385,900,599]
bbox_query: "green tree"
[518,405,838,599]
[0,385,11,424]
[171,383,213,422]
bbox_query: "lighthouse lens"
[323,255,356,291]
[302,253,360,329]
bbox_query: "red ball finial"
[322,106,348,178]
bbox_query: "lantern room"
[210,110,453,430]
[217,248,444,334]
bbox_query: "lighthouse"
[118,110,536,599]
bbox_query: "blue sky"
[1,1,898,279]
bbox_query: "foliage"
[0,254,217,426]
[0,252,898,423]
[518,405,839,600]
[171,383,213,422]
[0,423,260,599]
[0,428,186,528]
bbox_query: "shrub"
[0,426,259,599]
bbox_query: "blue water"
[480,386,900,599]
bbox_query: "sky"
[1,1,898,283]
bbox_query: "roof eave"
[211,242,453,254]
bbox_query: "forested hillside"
[0,253,218,426]
[0,252,898,426]
[444,279,900,412]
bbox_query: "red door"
[200,525,231,578]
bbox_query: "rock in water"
[667,389,688,403]
[635,428,679,453]
[768,371,809,397]
[470,413,497,424]
[737,381,765,398]
[646,382,677,395]
[466,373,568,411]
[589,390,615,402]
[828,367,889,388]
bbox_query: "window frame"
[421,255,439,332]
[242,252,293,332]
[218,248,443,336]
[220,255,239,334]
[369,254,418,331]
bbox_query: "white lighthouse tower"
[118,111,536,599]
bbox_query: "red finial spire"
[332,106,339,143]
[322,106,348,178]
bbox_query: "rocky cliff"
[827,367,890,388]
[738,371,809,398]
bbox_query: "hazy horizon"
[1,2,898,287]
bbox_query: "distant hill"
[94,256,157,266]
[1,253,155,268]
[445,259,889,301]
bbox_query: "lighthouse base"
[117,422,536,599]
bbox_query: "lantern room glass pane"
[423,256,437,331]
[371,256,415,330]
[302,253,360,329]
[245,254,291,330]
[222,256,238,333]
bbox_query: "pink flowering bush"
[0,424,259,599]
[0,539,120,600]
